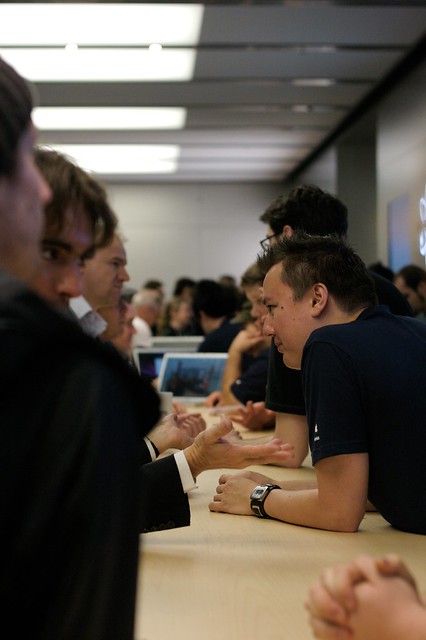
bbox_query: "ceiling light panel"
[0,48,197,82]
[42,144,180,175]
[33,107,186,131]
[0,4,204,45]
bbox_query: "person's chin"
[283,353,301,371]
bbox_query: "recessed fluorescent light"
[292,78,336,87]
[0,4,204,46]
[0,48,196,82]
[149,44,163,53]
[292,105,310,113]
[33,107,186,131]
[41,144,180,175]
[304,46,337,54]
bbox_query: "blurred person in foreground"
[0,58,160,640]
[306,553,426,640]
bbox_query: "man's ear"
[310,283,328,317]
[282,224,293,238]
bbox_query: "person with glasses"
[260,231,282,252]
[233,185,413,468]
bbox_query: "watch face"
[252,485,267,500]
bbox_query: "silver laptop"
[133,337,204,379]
[150,336,203,351]
[157,352,228,404]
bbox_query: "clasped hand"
[305,554,424,640]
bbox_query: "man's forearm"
[273,412,309,467]
[263,487,362,533]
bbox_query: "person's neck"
[326,304,369,326]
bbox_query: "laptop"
[150,336,203,351]
[133,348,166,380]
[133,337,204,380]
[157,352,228,404]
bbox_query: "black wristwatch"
[250,484,281,518]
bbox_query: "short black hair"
[258,233,377,313]
[395,264,426,290]
[192,279,237,319]
[260,184,348,238]
[143,279,163,291]
[173,277,196,297]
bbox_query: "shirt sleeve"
[302,341,368,466]
[143,437,158,461]
[173,450,198,493]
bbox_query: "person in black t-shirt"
[252,185,413,468]
[210,235,426,535]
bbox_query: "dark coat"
[0,272,160,640]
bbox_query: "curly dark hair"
[260,185,348,238]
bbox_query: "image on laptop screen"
[157,353,227,403]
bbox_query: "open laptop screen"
[157,352,227,403]
[133,348,166,380]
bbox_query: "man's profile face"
[30,204,94,307]
[81,235,129,310]
[244,283,266,331]
[262,263,314,370]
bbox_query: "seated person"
[394,264,426,322]
[306,553,426,640]
[206,263,273,429]
[131,288,163,347]
[221,314,270,407]
[210,234,426,535]
[158,295,194,336]
[193,279,242,352]
[111,298,137,363]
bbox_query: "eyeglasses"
[260,232,281,251]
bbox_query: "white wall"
[106,182,280,298]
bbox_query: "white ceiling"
[6,1,426,183]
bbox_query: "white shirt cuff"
[174,450,198,493]
[143,437,157,461]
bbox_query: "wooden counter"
[135,421,426,639]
